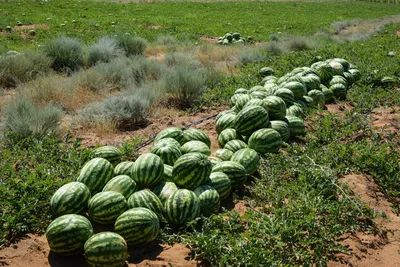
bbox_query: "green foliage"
[44,36,84,72]
[0,134,91,246]
[3,96,64,144]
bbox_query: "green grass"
[1,1,400,50]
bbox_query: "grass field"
[0,0,400,266]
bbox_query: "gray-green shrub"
[44,36,84,72]
[115,34,148,57]
[87,36,123,66]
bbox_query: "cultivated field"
[0,0,399,266]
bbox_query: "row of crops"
[46,57,361,266]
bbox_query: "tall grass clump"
[115,34,148,57]
[236,47,269,65]
[44,36,84,72]
[0,50,52,88]
[92,57,134,89]
[3,96,64,143]
[77,86,154,130]
[283,35,316,52]
[128,56,167,86]
[87,36,123,66]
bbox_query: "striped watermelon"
[154,127,184,145]
[50,182,91,217]
[164,189,200,227]
[248,128,282,154]
[172,152,212,190]
[274,88,295,106]
[211,149,234,161]
[88,191,127,225]
[208,156,223,167]
[224,139,248,153]
[102,175,137,199]
[321,87,334,103]
[301,95,315,108]
[182,128,211,148]
[270,120,291,142]
[153,137,181,149]
[218,128,241,148]
[234,105,269,136]
[234,88,248,94]
[127,190,164,221]
[216,109,236,121]
[232,94,253,112]
[114,161,135,177]
[330,83,347,99]
[329,75,348,87]
[206,172,231,200]
[281,81,307,99]
[285,115,306,137]
[151,142,182,166]
[243,98,269,111]
[84,232,128,267]
[230,148,260,174]
[312,61,333,82]
[259,67,274,77]
[308,89,325,107]
[328,61,344,75]
[286,104,305,118]
[114,207,160,245]
[46,214,93,256]
[249,85,266,93]
[212,161,247,188]
[131,153,164,188]
[77,158,114,194]
[264,96,287,120]
[91,146,121,166]
[153,181,178,204]
[343,72,355,87]
[163,164,173,181]
[193,185,220,216]
[181,140,211,156]
[349,68,361,81]
[332,58,350,72]
[301,74,321,92]
[250,90,268,99]
[216,112,236,134]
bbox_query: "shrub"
[87,36,123,66]
[236,47,269,65]
[115,33,148,56]
[155,35,178,47]
[3,96,64,143]
[284,36,315,52]
[259,42,285,55]
[0,50,52,87]
[92,57,134,89]
[77,87,153,130]
[75,68,108,92]
[44,36,84,72]
[128,55,167,85]
[164,52,203,70]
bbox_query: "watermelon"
[208,156,223,167]
[127,190,164,221]
[91,146,121,166]
[264,96,287,120]
[77,158,114,194]
[206,172,231,200]
[242,98,269,112]
[181,140,211,156]
[231,148,260,174]
[211,149,234,161]
[259,67,274,77]
[234,88,248,94]
[274,88,295,106]
[50,182,91,217]
[102,175,137,199]
[193,185,220,216]
[281,81,307,99]
[114,161,135,177]
[234,105,269,136]
[332,58,350,72]
[212,161,247,188]
[343,72,355,87]
[164,189,200,227]
[218,128,241,148]
[152,181,178,204]
[216,112,236,134]
[153,137,181,149]
[232,94,253,112]
[270,120,291,142]
[312,62,333,82]
[182,128,211,147]
[132,153,164,188]
[163,164,173,181]
[224,139,248,153]
[250,90,268,99]
[172,152,212,190]
[285,115,306,137]
[88,191,127,225]
[301,95,315,108]
[248,128,282,154]
[321,87,334,103]
[84,232,128,267]
[151,142,182,166]
[286,105,304,118]
[328,61,344,75]
[216,109,236,121]
[349,68,361,81]
[154,127,184,145]
[114,207,160,246]
[248,85,266,94]
[330,83,347,99]
[308,89,325,107]
[46,214,93,256]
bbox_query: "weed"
[284,35,315,52]
[236,47,269,65]
[44,36,84,72]
[3,96,64,144]
[115,34,148,57]
[87,36,123,66]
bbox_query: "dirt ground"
[1,103,399,266]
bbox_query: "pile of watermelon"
[217,32,253,45]
[45,57,360,266]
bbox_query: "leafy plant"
[44,36,84,72]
